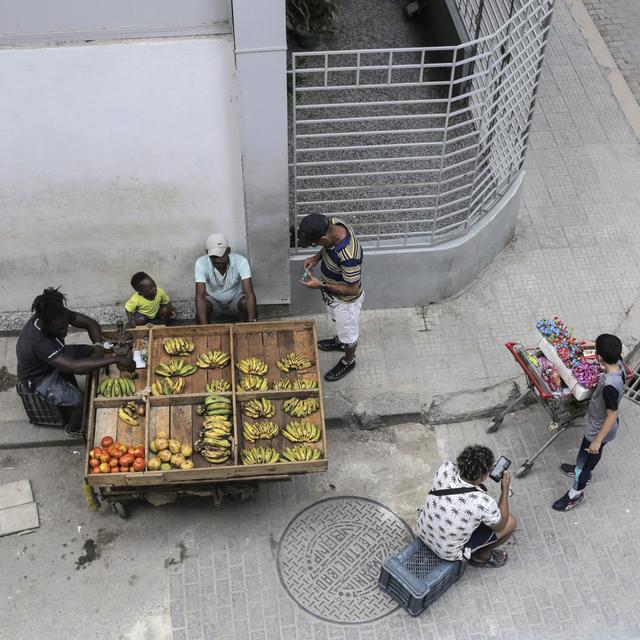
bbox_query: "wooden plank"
[185,334,207,394]
[150,406,171,439]
[117,408,133,447]
[130,408,145,447]
[292,328,318,383]
[262,331,281,387]
[277,330,296,366]
[170,405,192,448]
[234,332,250,368]
[232,320,314,334]
[93,408,117,448]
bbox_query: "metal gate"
[289,0,554,249]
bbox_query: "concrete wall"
[0,36,247,319]
[232,0,291,305]
[289,172,524,312]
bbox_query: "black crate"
[16,380,65,427]
[378,537,466,616]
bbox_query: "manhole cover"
[277,496,412,624]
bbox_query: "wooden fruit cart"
[84,320,327,517]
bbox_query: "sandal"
[468,549,508,568]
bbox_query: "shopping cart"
[486,342,589,478]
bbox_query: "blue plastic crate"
[378,537,466,616]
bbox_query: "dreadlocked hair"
[456,445,495,482]
[31,287,68,326]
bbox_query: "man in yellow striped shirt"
[298,214,364,381]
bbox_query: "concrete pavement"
[2,0,640,637]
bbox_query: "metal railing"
[289,0,554,249]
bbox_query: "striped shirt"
[320,218,363,302]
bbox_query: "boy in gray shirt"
[553,334,626,511]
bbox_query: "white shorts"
[326,291,364,347]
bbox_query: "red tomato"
[119,466,129,473]
[90,466,102,474]
[132,458,145,472]
[110,448,123,460]
[118,444,127,454]
[127,447,135,456]
[98,462,111,473]
[89,458,100,468]
[109,458,119,468]
[101,436,114,449]
[99,453,111,464]
[90,447,102,459]
[119,454,134,467]
[133,446,145,459]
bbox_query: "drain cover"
[277,496,412,624]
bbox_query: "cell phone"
[302,269,311,281]
[489,455,511,482]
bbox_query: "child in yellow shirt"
[125,272,176,328]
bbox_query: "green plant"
[286,0,339,33]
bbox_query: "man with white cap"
[195,233,257,323]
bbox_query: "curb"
[568,0,640,142]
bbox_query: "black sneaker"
[317,337,345,352]
[64,425,84,439]
[560,463,591,484]
[552,490,584,511]
[324,358,356,381]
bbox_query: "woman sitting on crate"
[416,445,517,568]
[16,287,135,438]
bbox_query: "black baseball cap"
[297,214,330,247]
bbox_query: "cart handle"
[505,342,554,400]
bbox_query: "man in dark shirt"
[16,287,134,437]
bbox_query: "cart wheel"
[224,482,257,503]
[112,502,128,519]
[516,464,532,479]
[486,418,502,434]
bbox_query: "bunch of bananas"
[237,357,268,376]
[118,401,145,426]
[163,337,195,356]
[243,421,279,443]
[98,377,136,397]
[150,377,185,396]
[283,396,320,417]
[194,416,233,464]
[196,394,232,417]
[239,375,268,391]
[272,377,318,391]
[195,351,231,369]
[277,352,314,372]
[241,447,280,465]
[206,380,231,393]
[283,420,321,443]
[156,359,197,378]
[243,397,276,419]
[282,444,322,462]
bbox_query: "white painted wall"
[0,36,247,314]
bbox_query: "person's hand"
[126,321,136,329]
[169,311,177,320]
[116,355,136,373]
[299,275,323,289]
[501,470,511,492]
[586,440,601,455]
[303,255,319,270]
[92,344,106,357]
